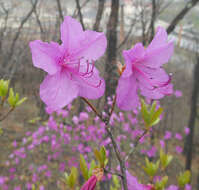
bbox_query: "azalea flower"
[126,171,152,190]
[30,16,106,110]
[81,176,97,190]
[116,27,174,110]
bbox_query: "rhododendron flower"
[126,171,151,190]
[116,27,173,110]
[30,16,106,110]
[166,185,179,190]
[81,176,97,190]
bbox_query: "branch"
[167,0,199,34]
[56,0,64,22]
[4,0,38,68]
[75,0,85,30]
[93,0,105,31]
[125,130,148,162]
[0,108,14,122]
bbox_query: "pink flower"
[126,171,150,190]
[166,185,179,190]
[175,146,183,154]
[184,127,190,135]
[175,133,182,140]
[116,27,173,110]
[174,90,182,98]
[81,176,97,190]
[30,16,106,110]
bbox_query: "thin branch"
[0,108,14,122]
[167,0,199,34]
[104,168,123,178]
[56,0,64,22]
[125,129,148,162]
[93,0,105,31]
[75,0,85,30]
[81,97,102,120]
[4,0,38,69]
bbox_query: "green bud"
[177,170,191,188]
[0,79,9,98]
[143,157,160,177]
[160,149,173,170]
[8,88,27,108]
[155,176,168,190]
[80,154,89,180]
[141,99,163,129]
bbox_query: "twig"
[125,129,148,162]
[0,107,14,122]
[104,168,123,178]
[108,94,117,119]
[81,97,102,120]
[82,97,128,190]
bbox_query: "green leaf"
[100,146,107,167]
[155,176,168,190]
[143,158,159,177]
[0,79,9,98]
[88,160,96,178]
[80,155,89,180]
[141,99,150,126]
[16,97,27,106]
[150,107,163,126]
[177,170,191,188]
[94,149,103,167]
[67,167,78,188]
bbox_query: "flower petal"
[74,66,105,99]
[29,40,61,75]
[122,43,145,78]
[144,41,174,68]
[40,71,79,110]
[147,27,168,51]
[60,16,84,53]
[73,30,107,61]
[116,75,139,110]
[140,83,173,99]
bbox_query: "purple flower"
[30,16,106,110]
[185,184,192,190]
[174,90,182,97]
[81,175,97,190]
[175,133,182,140]
[175,146,183,154]
[164,131,172,140]
[166,185,179,190]
[116,27,173,110]
[126,171,149,190]
[184,127,190,135]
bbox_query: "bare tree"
[4,0,38,79]
[167,0,199,34]
[93,0,105,31]
[56,0,64,22]
[75,0,85,30]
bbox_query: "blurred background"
[0,0,199,189]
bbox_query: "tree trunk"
[93,0,105,31]
[104,0,119,102]
[184,55,199,170]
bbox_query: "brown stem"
[82,97,128,190]
[125,129,148,162]
[81,97,102,120]
[0,107,14,122]
[104,168,123,178]
[108,94,117,119]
